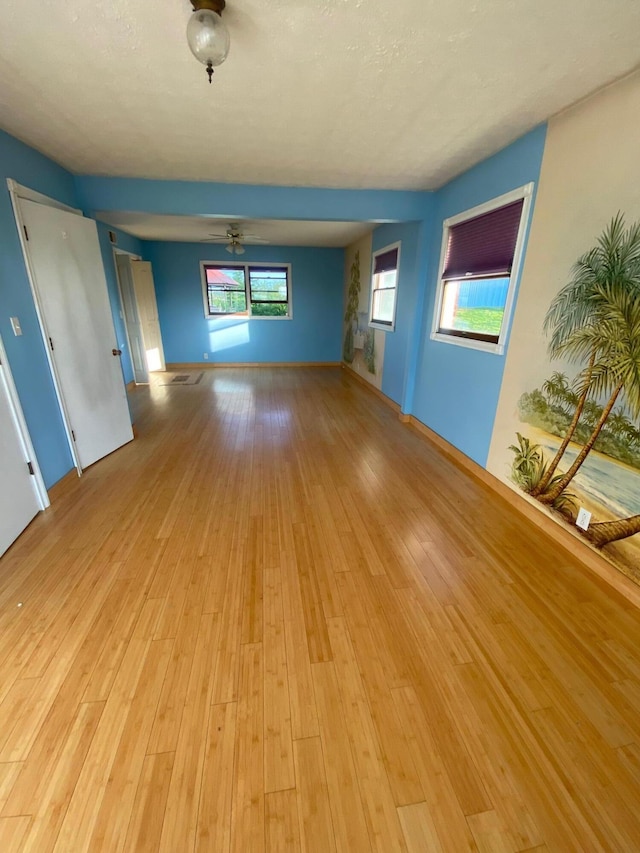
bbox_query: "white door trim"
[7,178,82,215]
[113,248,141,260]
[0,333,49,510]
[7,179,83,473]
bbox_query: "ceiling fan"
[202,222,269,255]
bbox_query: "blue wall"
[409,124,547,466]
[96,223,144,385]
[371,221,427,405]
[145,242,345,364]
[0,131,78,487]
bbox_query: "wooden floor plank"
[0,815,31,852]
[281,548,320,741]
[123,752,175,853]
[311,661,372,852]
[265,788,301,852]
[397,801,444,853]
[230,642,264,853]
[196,702,237,853]
[293,737,336,853]
[90,638,174,852]
[158,613,220,852]
[263,565,295,794]
[0,764,22,814]
[390,687,486,852]
[325,616,408,851]
[292,523,332,664]
[19,701,104,853]
[466,809,517,853]
[52,598,164,852]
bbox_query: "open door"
[115,253,149,385]
[13,195,134,472]
[0,335,48,558]
[130,261,166,372]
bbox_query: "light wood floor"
[1,367,639,852]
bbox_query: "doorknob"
[112,348,122,356]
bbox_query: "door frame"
[112,247,149,385]
[8,179,84,474]
[0,332,49,510]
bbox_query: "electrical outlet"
[576,507,591,530]
[203,352,209,360]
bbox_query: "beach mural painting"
[343,234,385,390]
[508,214,640,569]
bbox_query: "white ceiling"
[1,1,639,191]
[95,213,376,247]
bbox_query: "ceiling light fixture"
[186,0,230,84]
[225,238,245,255]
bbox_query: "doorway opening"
[113,252,166,383]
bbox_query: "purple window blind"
[442,199,524,280]
[374,247,399,275]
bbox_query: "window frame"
[369,241,401,332]
[430,182,534,355]
[200,261,293,320]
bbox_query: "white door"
[130,261,166,372]
[0,342,45,558]
[18,199,134,471]
[115,254,149,384]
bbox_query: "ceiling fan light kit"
[204,223,269,252]
[186,0,230,83]
[226,240,245,255]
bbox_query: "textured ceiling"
[1,1,639,190]
[95,213,376,246]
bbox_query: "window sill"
[369,321,395,333]
[205,314,292,321]
[430,331,505,355]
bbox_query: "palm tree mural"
[581,399,605,430]
[607,409,632,440]
[587,514,640,547]
[511,214,640,548]
[343,250,361,363]
[530,215,640,496]
[542,372,576,415]
[537,272,640,506]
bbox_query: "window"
[432,183,533,354]
[369,243,400,331]
[204,265,247,314]
[248,266,289,317]
[201,262,291,318]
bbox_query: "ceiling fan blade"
[201,225,269,246]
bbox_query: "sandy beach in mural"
[519,424,640,582]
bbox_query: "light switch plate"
[10,317,22,336]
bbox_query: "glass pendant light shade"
[186,9,230,67]
[225,242,244,255]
